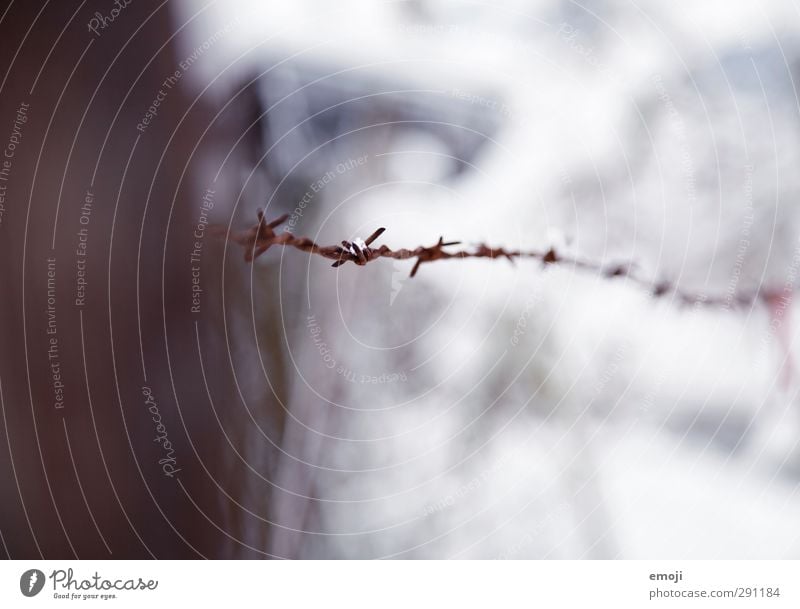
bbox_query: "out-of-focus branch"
[213,210,769,308]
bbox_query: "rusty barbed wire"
[212,209,768,308]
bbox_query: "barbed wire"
[213,209,768,308]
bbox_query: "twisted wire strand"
[213,210,768,308]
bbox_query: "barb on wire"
[213,209,766,308]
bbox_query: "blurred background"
[1,0,799,559]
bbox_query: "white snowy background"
[174,0,800,558]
